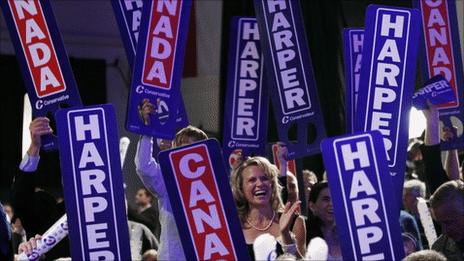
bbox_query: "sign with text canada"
[0,0,82,151]
[126,0,191,139]
[159,139,249,261]
[414,0,464,150]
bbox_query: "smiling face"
[241,165,273,208]
[310,187,334,224]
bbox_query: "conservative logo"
[142,0,182,90]
[8,0,66,98]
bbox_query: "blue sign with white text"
[355,5,420,204]
[223,17,269,169]
[343,28,364,134]
[412,75,455,110]
[254,0,326,159]
[56,105,131,261]
[321,131,404,261]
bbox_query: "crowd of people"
[0,100,463,261]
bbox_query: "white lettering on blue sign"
[365,9,410,166]
[263,0,311,115]
[352,32,363,108]
[334,134,395,260]
[68,109,120,260]
[232,19,262,141]
[123,0,142,42]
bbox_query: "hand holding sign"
[28,117,53,155]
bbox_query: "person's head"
[309,181,333,224]
[230,156,283,222]
[173,125,208,148]
[142,249,158,261]
[403,179,426,214]
[402,250,446,261]
[302,170,318,204]
[286,171,299,204]
[430,180,464,242]
[135,188,153,207]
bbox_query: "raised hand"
[28,117,53,156]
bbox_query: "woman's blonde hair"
[230,156,283,223]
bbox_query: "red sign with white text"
[142,0,181,89]
[8,0,66,98]
[420,0,458,108]
[169,145,236,260]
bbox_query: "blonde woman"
[230,156,306,259]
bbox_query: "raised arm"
[135,135,167,199]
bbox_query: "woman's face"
[241,165,273,207]
[310,187,334,223]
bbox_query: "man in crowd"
[128,188,160,239]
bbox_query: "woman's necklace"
[246,211,276,231]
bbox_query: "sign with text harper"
[343,28,364,134]
[321,131,404,260]
[56,105,131,261]
[0,0,82,151]
[126,0,191,139]
[354,5,420,204]
[414,0,464,150]
[223,17,269,169]
[112,0,189,130]
[253,0,326,159]
[159,139,249,261]
[412,75,456,110]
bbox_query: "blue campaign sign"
[253,0,326,159]
[56,105,131,261]
[158,139,250,260]
[0,0,82,151]
[321,131,404,260]
[412,75,456,110]
[343,28,364,134]
[414,0,464,150]
[354,5,420,203]
[126,0,192,139]
[112,0,189,130]
[223,17,269,169]
[111,0,142,66]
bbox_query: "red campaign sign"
[8,0,65,98]
[142,1,181,89]
[420,0,458,108]
[169,145,236,260]
[272,144,296,175]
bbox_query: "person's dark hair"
[309,181,329,203]
[139,187,152,197]
[403,250,446,261]
[430,180,464,214]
